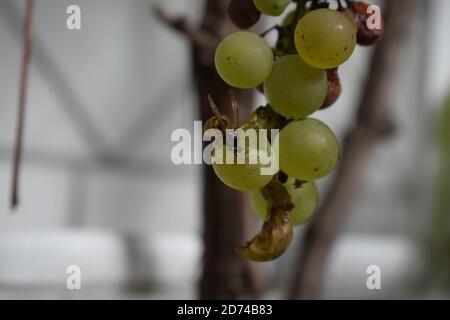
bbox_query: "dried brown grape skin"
[348,2,383,46]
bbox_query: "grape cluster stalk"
[208,0,383,261]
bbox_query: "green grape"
[250,179,319,225]
[228,0,261,29]
[212,140,275,191]
[215,32,273,89]
[274,118,339,181]
[278,9,302,53]
[253,0,291,16]
[295,8,357,69]
[264,55,327,119]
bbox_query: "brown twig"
[288,0,418,299]
[10,0,34,209]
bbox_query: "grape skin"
[212,144,275,191]
[215,32,273,89]
[295,8,357,69]
[264,55,327,119]
[250,179,319,225]
[253,0,291,17]
[274,119,339,181]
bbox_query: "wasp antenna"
[207,94,221,119]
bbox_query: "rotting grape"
[251,178,319,225]
[236,178,293,261]
[321,68,342,109]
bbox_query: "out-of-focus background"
[0,0,449,299]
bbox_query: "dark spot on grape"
[314,167,319,172]
[344,46,348,51]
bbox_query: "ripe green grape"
[264,55,327,119]
[212,142,275,191]
[250,179,319,225]
[274,118,339,181]
[295,8,357,69]
[253,0,291,16]
[215,32,273,89]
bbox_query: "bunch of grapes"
[208,0,383,261]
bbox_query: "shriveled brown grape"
[321,68,342,109]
